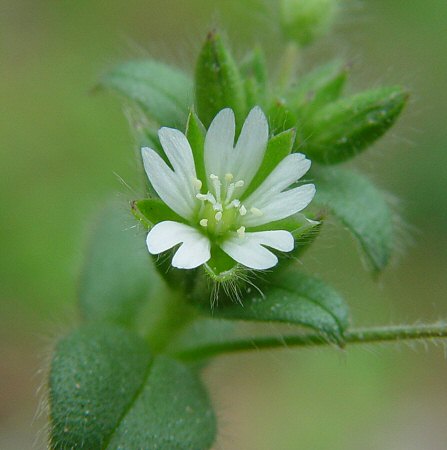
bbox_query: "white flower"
[141,106,316,271]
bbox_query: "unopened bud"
[280,0,338,46]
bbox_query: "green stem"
[173,323,447,361]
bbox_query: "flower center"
[195,173,250,237]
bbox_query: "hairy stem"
[173,323,447,361]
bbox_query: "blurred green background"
[1,0,446,448]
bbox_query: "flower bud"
[280,0,338,46]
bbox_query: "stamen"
[199,219,208,227]
[239,205,247,216]
[250,207,263,216]
[196,192,217,205]
[225,183,235,203]
[193,178,202,191]
[210,174,222,201]
[228,199,240,209]
[213,202,223,211]
[225,173,234,182]
[235,180,244,188]
[237,226,246,237]
[215,211,223,222]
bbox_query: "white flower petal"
[172,234,211,269]
[244,153,311,207]
[146,221,210,269]
[231,106,269,190]
[221,230,294,270]
[158,127,197,188]
[141,147,197,221]
[243,184,316,227]
[204,108,235,181]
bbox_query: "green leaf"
[49,325,152,449]
[186,111,207,183]
[49,325,216,450]
[242,128,295,199]
[240,47,268,108]
[216,269,349,342]
[290,60,348,118]
[78,200,154,327]
[99,59,193,128]
[313,167,394,273]
[302,86,408,164]
[106,356,216,449]
[131,198,184,229]
[195,32,246,129]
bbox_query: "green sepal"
[313,166,394,274]
[195,31,246,130]
[98,59,193,128]
[290,60,348,119]
[131,198,184,229]
[242,128,296,199]
[240,47,268,108]
[268,98,298,135]
[203,245,240,284]
[186,110,206,183]
[302,86,409,164]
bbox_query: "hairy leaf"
[216,269,349,342]
[49,325,152,449]
[313,167,394,273]
[99,59,193,128]
[49,325,216,450]
[78,200,154,327]
[302,86,408,164]
[290,60,348,118]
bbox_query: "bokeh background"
[1,0,446,448]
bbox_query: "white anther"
[235,180,245,188]
[237,226,246,237]
[225,173,234,182]
[199,219,208,227]
[239,205,247,216]
[250,207,263,216]
[229,199,241,208]
[193,178,202,190]
[215,211,223,222]
[210,174,219,180]
[213,202,223,212]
